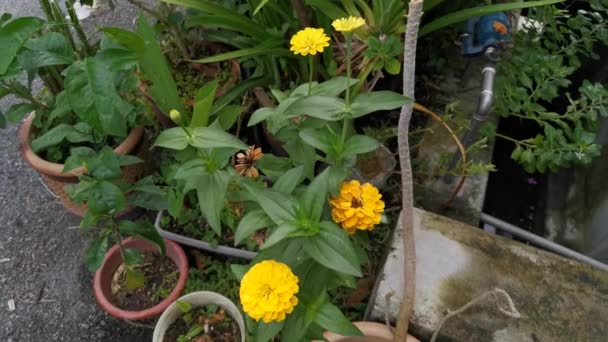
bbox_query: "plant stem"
[46,66,64,91]
[345,35,353,111]
[110,219,127,265]
[66,0,94,56]
[2,81,48,109]
[307,55,313,95]
[495,132,532,147]
[395,1,424,340]
[50,1,79,58]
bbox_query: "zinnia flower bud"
[169,109,181,124]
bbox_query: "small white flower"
[575,151,585,160]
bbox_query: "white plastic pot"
[153,291,246,342]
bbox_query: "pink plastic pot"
[93,238,189,321]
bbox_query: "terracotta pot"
[19,112,146,217]
[93,238,189,321]
[322,322,419,342]
[152,291,246,342]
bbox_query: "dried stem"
[430,288,521,342]
[395,1,424,341]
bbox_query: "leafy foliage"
[494,4,608,172]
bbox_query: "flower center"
[351,197,363,208]
[261,284,273,299]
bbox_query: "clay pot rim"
[18,112,144,179]
[93,238,189,321]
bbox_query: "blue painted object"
[461,13,510,56]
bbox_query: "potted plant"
[153,291,246,342]
[4,1,149,216]
[211,17,411,340]
[65,146,188,320]
[152,97,263,259]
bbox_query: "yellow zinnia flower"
[289,27,330,56]
[330,180,385,234]
[239,260,299,323]
[332,16,366,33]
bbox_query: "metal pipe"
[443,63,496,183]
[480,213,608,272]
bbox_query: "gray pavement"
[0,1,156,341]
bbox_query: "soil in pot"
[163,304,241,342]
[111,251,179,311]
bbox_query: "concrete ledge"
[368,208,608,341]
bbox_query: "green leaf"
[242,183,295,225]
[191,127,247,150]
[253,0,271,15]
[0,17,44,74]
[18,32,74,70]
[196,171,230,234]
[314,302,363,337]
[154,127,190,150]
[350,91,410,118]
[134,16,185,114]
[5,103,36,123]
[281,305,313,342]
[216,105,241,130]
[263,222,299,249]
[84,235,108,272]
[175,300,192,313]
[62,146,96,173]
[101,27,146,54]
[90,146,122,179]
[298,127,335,155]
[32,123,93,153]
[234,209,272,246]
[327,165,347,196]
[126,267,145,290]
[96,48,139,71]
[343,135,380,157]
[283,137,317,180]
[64,58,128,137]
[255,321,284,342]
[385,58,401,75]
[304,0,348,19]
[123,248,144,266]
[304,221,362,276]
[191,80,218,128]
[230,264,250,281]
[119,220,166,255]
[419,0,565,37]
[301,168,330,222]
[190,40,287,64]
[273,165,304,194]
[286,95,346,121]
[248,107,276,127]
[312,77,359,97]
[86,180,126,216]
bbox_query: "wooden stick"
[395,1,424,340]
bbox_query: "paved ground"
[0,1,154,341]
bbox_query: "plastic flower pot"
[152,291,246,342]
[19,112,147,217]
[321,322,419,342]
[352,144,397,190]
[93,237,188,321]
[154,210,257,260]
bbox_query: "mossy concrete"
[368,208,608,341]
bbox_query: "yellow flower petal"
[239,260,299,322]
[332,16,366,33]
[290,27,330,56]
[330,180,384,233]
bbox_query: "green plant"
[0,1,148,162]
[223,18,409,341]
[493,3,608,173]
[65,146,167,288]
